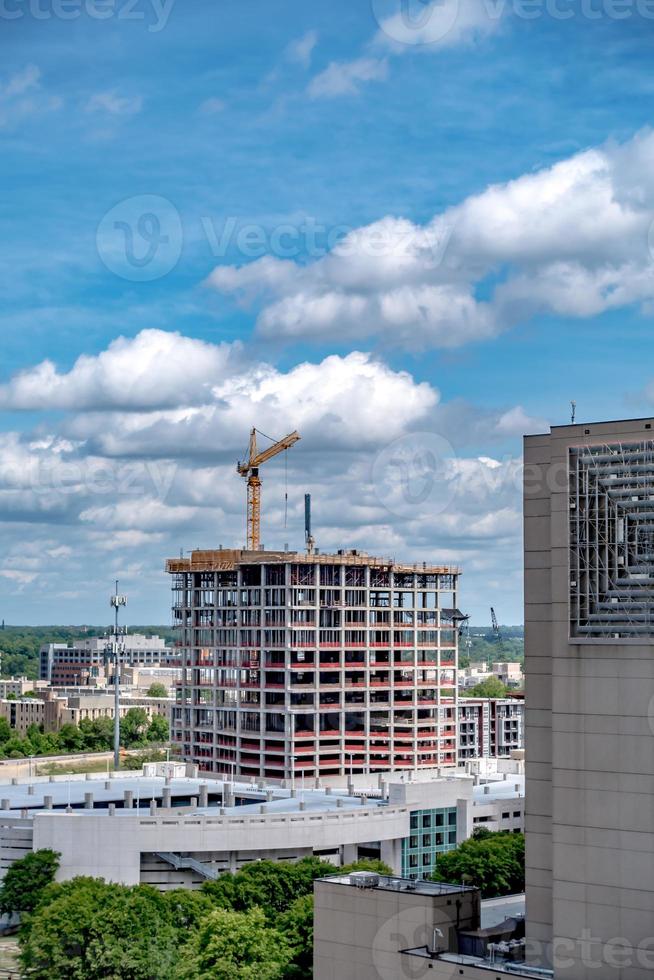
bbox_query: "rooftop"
[166,547,459,575]
[318,872,477,897]
[0,773,398,819]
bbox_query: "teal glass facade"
[401,806,458,880]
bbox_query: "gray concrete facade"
[525,418,654,979]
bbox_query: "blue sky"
[1,0,654,624]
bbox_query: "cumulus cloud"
[207,130,654,349]
[0,330,537,617]
[0,330,241,412]
[308,57,388,98]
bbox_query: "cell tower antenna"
[571,400,577,424]
[110,582,127,771]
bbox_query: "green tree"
[462,677,508,699]
[79,717,114,752]
[146,714,169,743]
[178,906,292,980]
[20,877,179,980]
[120,708,149,747]
[0,717,12,743]
[164,889,214,932]
[2,736,33,758]
[57,723,85,752]
[279,894,314,979]
[0,849,59,916]
[431,831,524,898]
[146,683,168,698]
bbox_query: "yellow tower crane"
[237,428,300,551]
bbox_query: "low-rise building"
[0,678,49,699]
[0,689,172,736]
[314,872,536,980]
[458,698,524,759]
[40,634,176,686]
[0,767,523,888]
[491,661,523,687]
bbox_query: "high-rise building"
[166,548,461,781]
[525,417,654,978]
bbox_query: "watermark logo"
[96,194,182,282]
[372,0,462,45]
[372,431,460,520]
[0,0,176,32]
[372,909,457,979]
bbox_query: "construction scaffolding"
[570,440,654,638]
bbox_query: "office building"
[40,634,175,685]
[525,417,654,978]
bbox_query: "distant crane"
[490,607,505,656]
[237,428,300,551]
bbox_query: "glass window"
[448,811,457,826]
[422,813,431,828]
[422,853,432,866]
[410,814,418,829]
[448,831,457,844]
[435,812,444,827]
[409,835,418,849]
[409,854,418,868]
[422,834,431,847]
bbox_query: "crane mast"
[490,606,505,656]
[237,428,300,551]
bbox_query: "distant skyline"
[2,2,654,624]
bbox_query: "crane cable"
[284,448,288,528]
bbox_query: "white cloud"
[0,65,62,128]
[208,130,654,350]
[0,329,241,412]
[0,329,538,620]
[198,97,226,115]
[308,57,388,98]
[286,30,318,68]
[85,91,143,117]
[2,64,40,98]
[496,406,547,436]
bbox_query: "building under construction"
[166,548,461,781]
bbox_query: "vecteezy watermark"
[372,0,654,48]
[372,907,459,979]
[0,0,175,32]
[372,0,464,45]
[96,195,183,282]
[371,432,461,521]
[97,200,453,282]
[8,458,177,501]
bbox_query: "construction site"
[167,428,463,781]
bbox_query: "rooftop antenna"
[305,493,315,555]
[110,582,127,771]
[571,400,576,424]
